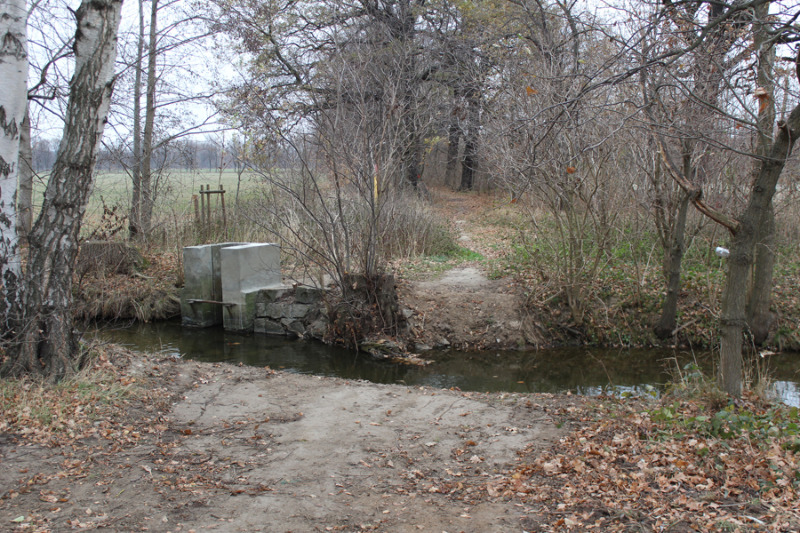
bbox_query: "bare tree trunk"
[719,103,800,396]
[402,92,422,188]
[2,0,122,381]
[445,118,461,188]
[140,0,158,236]
[747,204,775,344]
[0,0,27,330]
[744,7,777,347]
[129,0,145,238]
[17,106,34,243]
[394,0,422,189]
[654,190,690,338]
[460,137,477,191]
[459,87,479,191]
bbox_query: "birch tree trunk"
[0,0,27,331]
[1,0,123,381]
[17,106,34,243]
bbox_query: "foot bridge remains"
[180,243,326,338]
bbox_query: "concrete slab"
[181,245,214,327]
[221,243,282,332]
[211,242,247,321]
[180,242,246,327]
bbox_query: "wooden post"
[199,185,205,221]
[192,194,203,239]
[205,183,211,228]
[199,185,206,241]
[220,186,227,238]
[192,194,200,227]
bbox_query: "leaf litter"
[0,345,796,531]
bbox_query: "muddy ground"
[2,189,568,533]
[0,351,582,532]
[399,266,531,351]
[6,189,798,532]
[398,191,537,352]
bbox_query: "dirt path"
[5,188,800,531]
[401,267,529,351]
[0,352,569,532]
[399,188,536,351]
[0,189,563,532]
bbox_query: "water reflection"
[94,320,800,406]
[770,381,800,408]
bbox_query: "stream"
[94,320,800,406]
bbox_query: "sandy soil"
[398,190,537,351]
[1,353,571,532]
[1,189,561,532]
[400,266,533,351]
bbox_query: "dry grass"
[0,345,142,444]
[74,251,182,323]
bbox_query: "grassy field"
[18,168,270,244]
[87,168,265,215]
[31,169,267,228]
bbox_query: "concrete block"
[211,242,247,313]
[180,242,246,327]
[180,288,218,327]
[221,243,281,332]
[181,245,215,327]
[221,243,281,294]
[223,289,260,332]
[182,245,213,295]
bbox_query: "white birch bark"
[3,0,123,380]
[0,0,27,327]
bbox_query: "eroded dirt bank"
[4,349,800,532]
[0,351,567,532]
[399,266,530,351]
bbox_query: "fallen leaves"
[481,396,800,531]
[0,345,157,447]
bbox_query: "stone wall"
[253,286,328,340]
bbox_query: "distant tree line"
[3,0,800,398]
[32,138,236,173]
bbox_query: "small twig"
[670,318,700,337]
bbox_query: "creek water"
[94,320,800,406]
